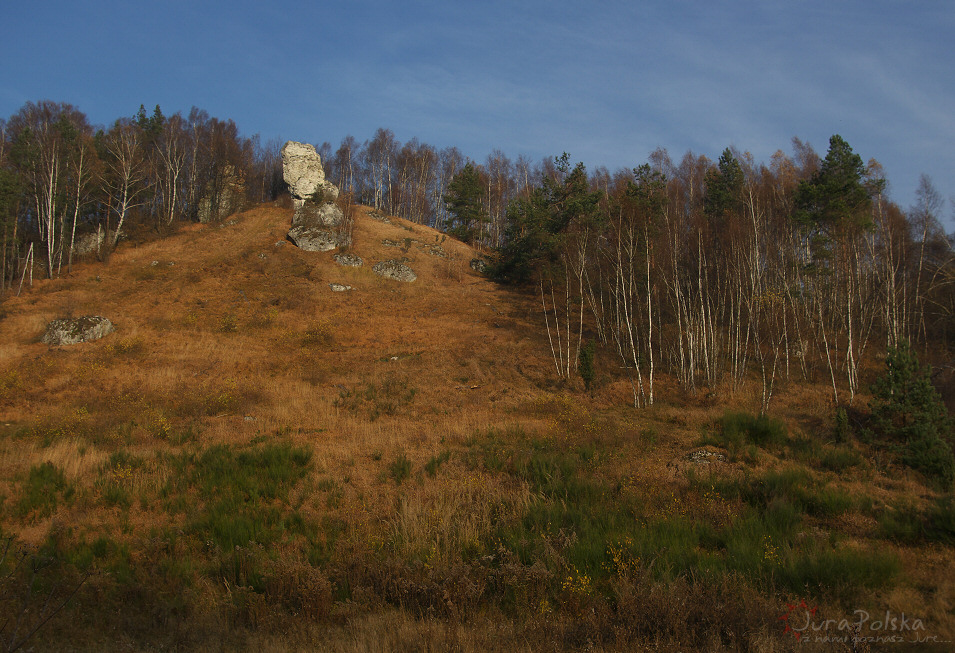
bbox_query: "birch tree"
[101,119,148,251]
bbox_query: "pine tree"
[443,162,487,244]
[868,342,954,487]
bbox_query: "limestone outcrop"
[42,316,115,346]
[282,141,339,205]
[198,164,246,223]
[282,141,347,251]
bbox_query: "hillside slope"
[0,204,953,652]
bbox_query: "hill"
[0,203,953,651]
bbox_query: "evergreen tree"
[492,154,602,284]
[703,148,743,222]
[443,162,487,244]
[868,342,954,487]
[794,134,872,266]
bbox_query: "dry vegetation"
[0,203,952,652]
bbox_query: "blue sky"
[2,1,953,228]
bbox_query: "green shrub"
[743,467,853,517]
[16,462,71,520]
[779,545,900,600]
[424,451,451,477]
[708,412,787,458]
[833,407,850,443]
[900,427,955,489]
[819,446,864,472]
[389,453,412,484]
[878,502,925,543]
[927,495,955,542]
[165,443,313,549]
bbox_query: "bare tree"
[102,118,148,251]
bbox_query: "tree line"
[2,101,953,414]
[482,138,955,411]
[0,101,285,287]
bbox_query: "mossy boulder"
[42,316,115,346]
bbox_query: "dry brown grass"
[1,203,953,651]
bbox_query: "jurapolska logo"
[779,600,949,645]
[778,600,817,641]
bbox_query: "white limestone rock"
[281,141,339,203]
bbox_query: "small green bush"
[927,495,955,542]
[878,502,925,543]
[709,412,788,457]
[779,545,900,600]
[744,467,853,517]
[833,406,850,442]
[819,446,863,472]
[16,462,71,520]
[900,427,955,489]
[425,451,451,477]
[165,443,313,549]
[389,453,412,484]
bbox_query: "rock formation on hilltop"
[282,141,348,251]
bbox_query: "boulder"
[329,283,352,292]
[287,226,351,252]
[373,259,417,283]
[42,316,115,346]
[470,258,489,274]
[334,253,363,267]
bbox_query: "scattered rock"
[373,259,417,283]
[329,283,352,292]
[42,316,115,346]
[427,245,447,258]
[334,253,363,267]
[665,447,732,482]
[470,258,489,274]
[381,239,401,248]
[368,210,391,224]
[685,449,727,464]
[287,226,351,252]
